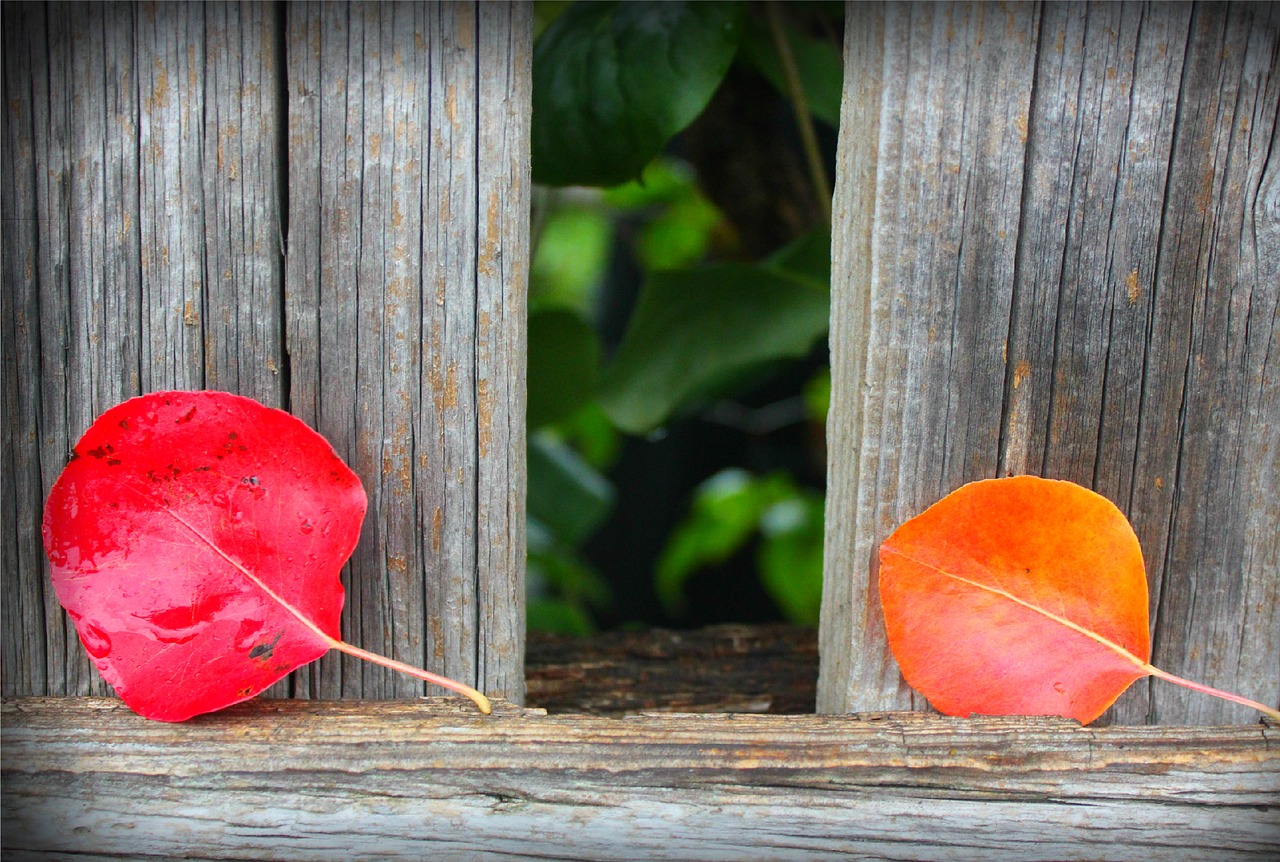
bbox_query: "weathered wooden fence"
[1,0,529,704]
[821,0,1280,725]
[4,1,1279,860]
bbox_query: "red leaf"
[43,391,489,721]
[879,476,1280,724]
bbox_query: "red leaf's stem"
[1146,664,1280,722]
[329,639,493,715]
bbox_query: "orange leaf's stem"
[329,639,492,715]
[1146,664,1280,723]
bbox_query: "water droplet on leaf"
[79,622,113,659]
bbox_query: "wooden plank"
[820,1,1039,714]
[1,2,48,698]
[138,1,206,392]
[284,2,529,702]
[201,1,287,406]
[1001,2,1192,724]
[424,0,483,701]
[1,0,293,699]
[285,0,428,701]
[820,0,1280,724]
[2,2,149,698]
[474,0,531,709]
[1130,2,1280,726]
[3,698,1277,861]
[526,625,818,715]
[137,0,286,401]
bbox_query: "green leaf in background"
[739,11,844,128]
[602,158,727,271]
[527,516,613,636]
[765,226,832,287]
[597,262,830,434]
[802,366,831,424]
[527,432,615,545]
[527,598,597,636]
[528,307,602,429]
[532,1,745,187]
[530,202,613,311]
[656,469,824,624]
[552,402,621,469]
[655,469,776,617]
[758,491,825,626]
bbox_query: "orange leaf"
[880,476,1280,725]
[880,477,1152,724]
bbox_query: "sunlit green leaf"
[552,402,621,469]
[803,366,831,424]
[532,1,745,187]
[528,599,597,636]
[758,492,825,626]
[531,204,613,310]
[602,158,700,209]
[655,469,768,616]
[635,194,723,271]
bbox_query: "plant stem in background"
[766,1,831,224]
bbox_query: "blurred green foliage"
[528,0,842,633]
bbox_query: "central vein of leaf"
[154,495,338,650]
[884,548,1152,673]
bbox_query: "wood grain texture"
[820,1,1039,714]
[3,697,1277,861]
[2,2,530,704]
[475,1,532,704]
[526,625,818,715]
[820,1,1280,724]
[1,2,47,699]
[283,2,529,702]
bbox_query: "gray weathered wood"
[820,1,1280,724]
[1,2,48,699]
[283,2,528,704]
[201,2,288,406]
[1,2,529,705]
[475,1,532,705]
[4,697,1277,861]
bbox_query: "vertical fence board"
[1002,2,1192,724]
[819,1,1039,714]
[282,1,348,696]
[423,1,482,697]
[138,2,205,392]
[3,1,527,703]
[821,0,1280,724]
[285,2,527,701]
[474,1,531,702]
[1133,3,1280,725]
[202,2,287,406]
[1,1,292,698]
[2,3,49,697]
[286,0,429,700]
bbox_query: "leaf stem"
[765,0,831,224]
[329,638,492,715]
[1146,664,1280,723]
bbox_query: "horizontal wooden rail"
[4,697,1277,861]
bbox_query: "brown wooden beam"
[526,624,818,715]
